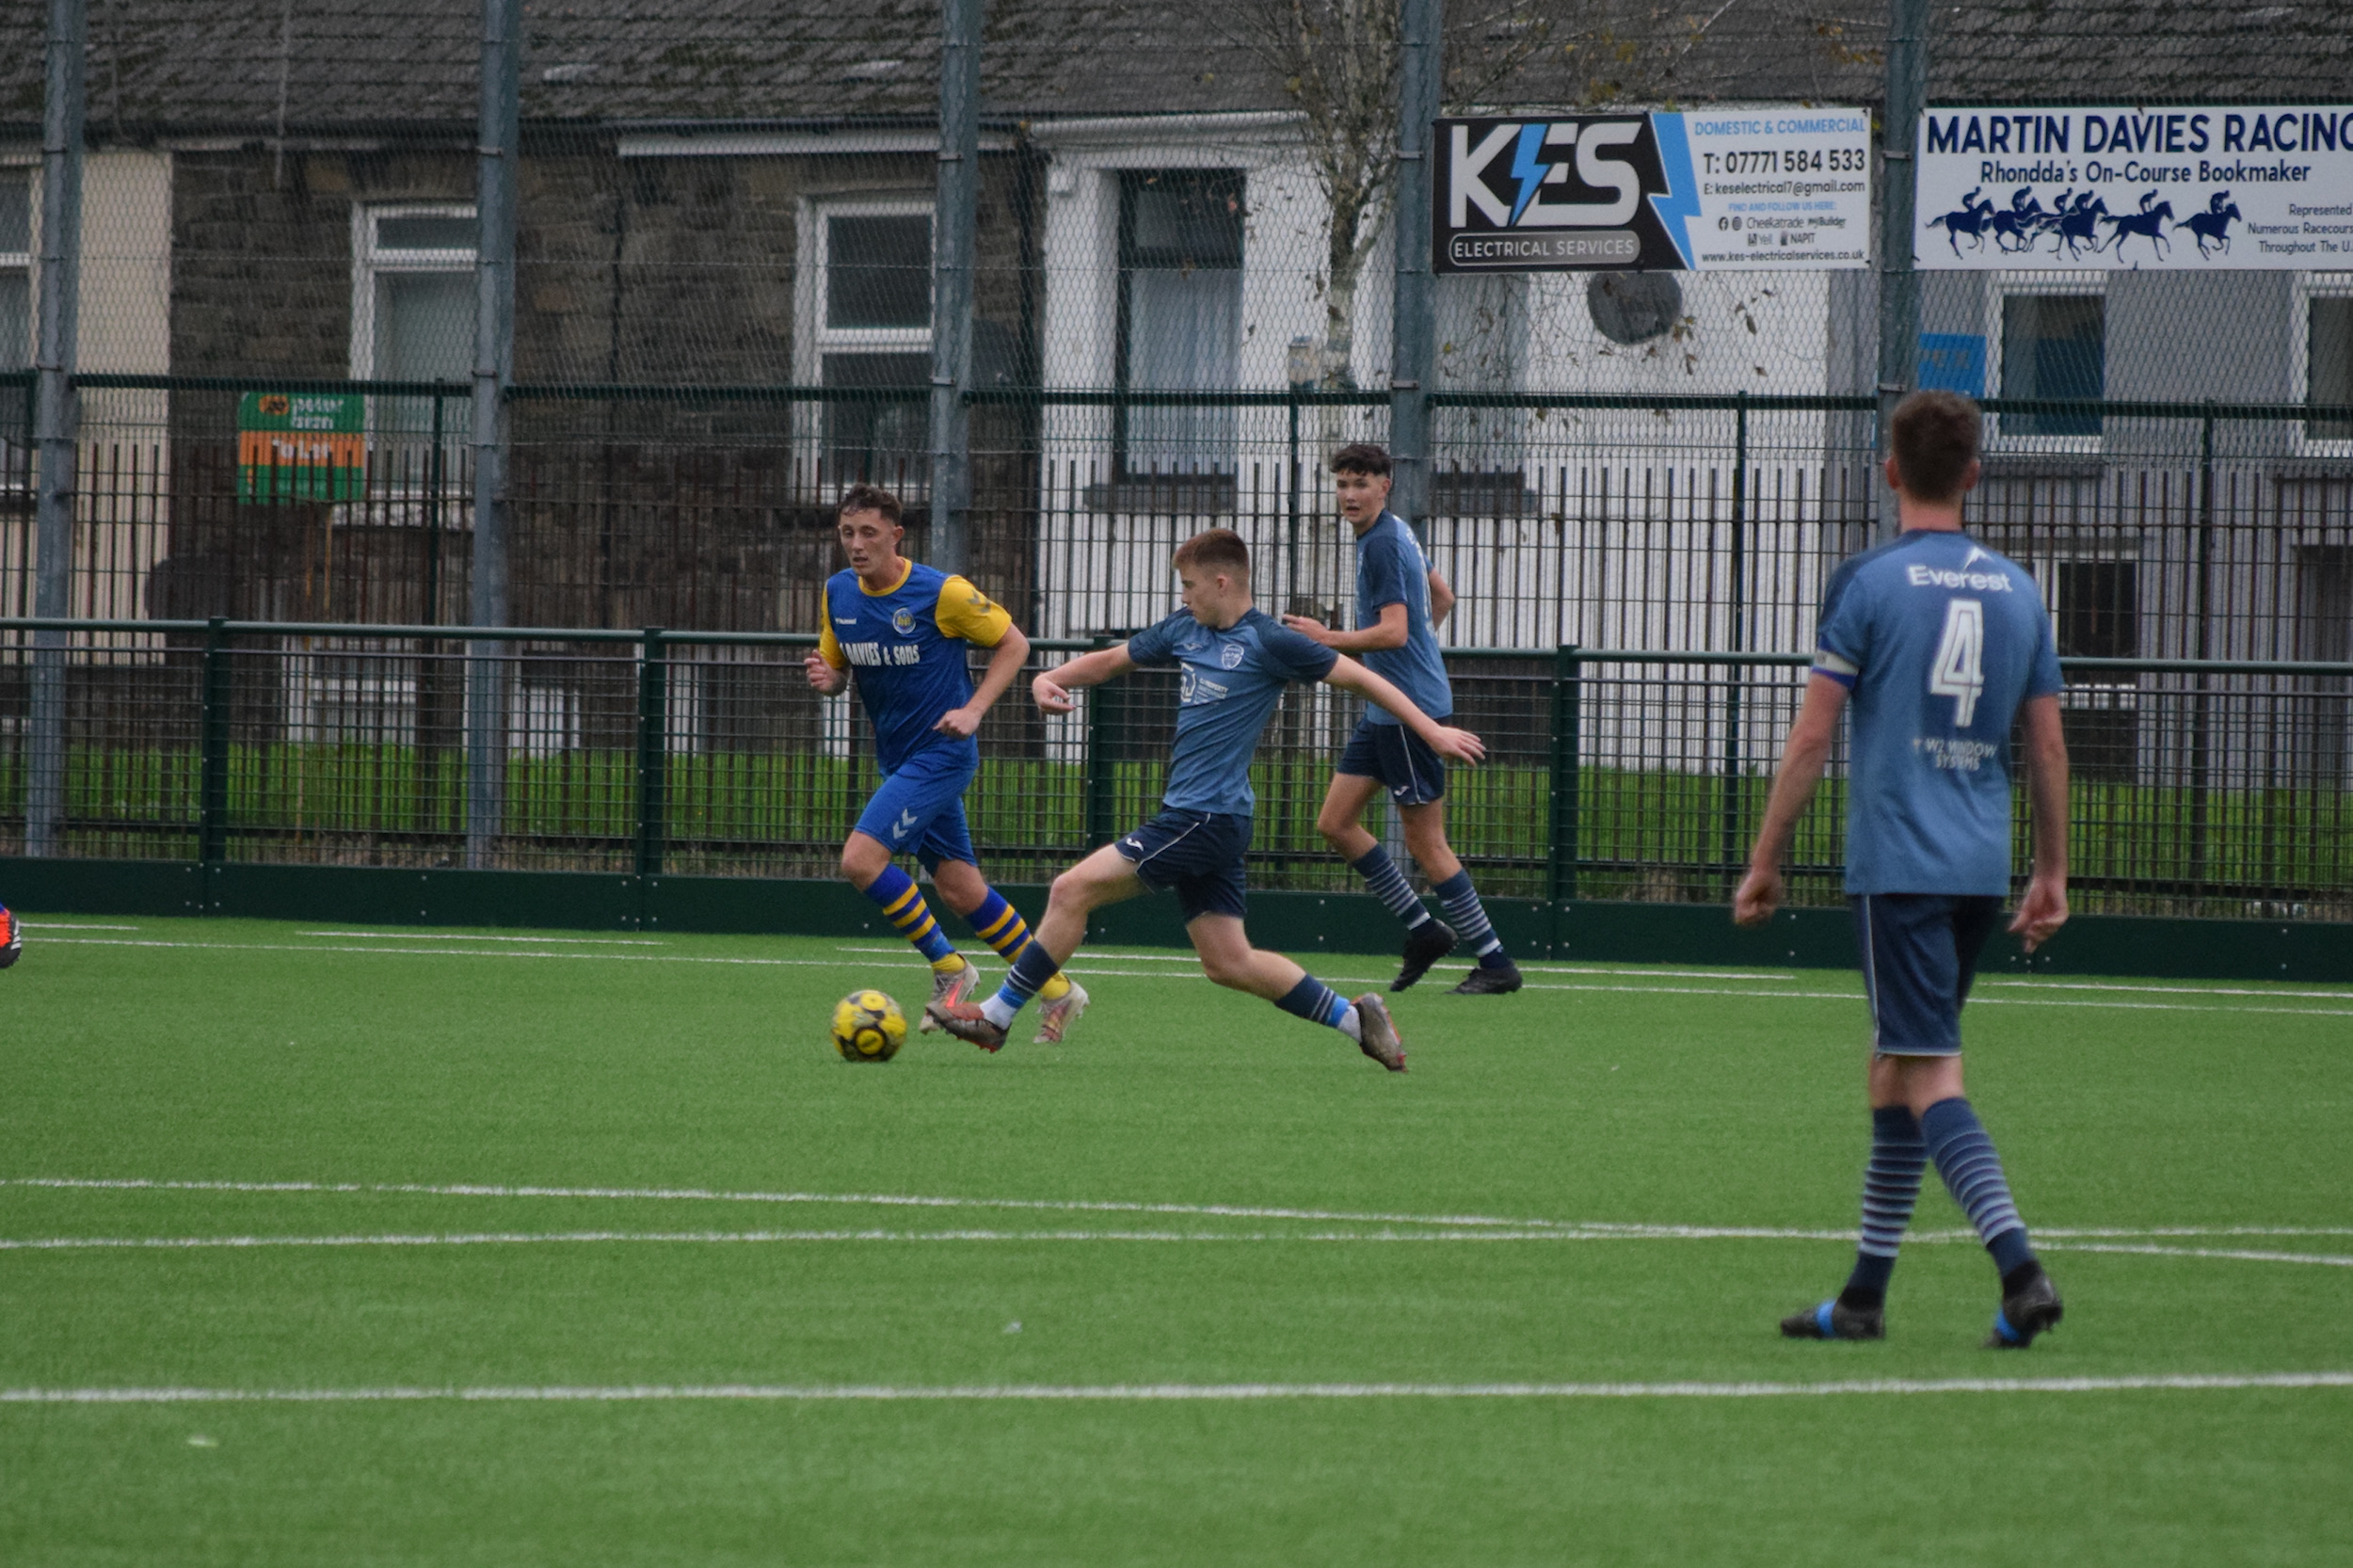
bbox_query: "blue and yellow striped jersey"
[818,560,1014,772]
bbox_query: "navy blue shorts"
[1853,893,2004,1055]
[852,745,979,873]
[1335,716,1448,806]
[1112,808,1252,923]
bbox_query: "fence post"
[1387,0,1441,526]
[2189,402,2217,885]
[1547,645,1581,909]
[25,0,86,859]
[466,0,519,869]
[927,0,983,576]
[198,616,232,865]
[635,628,667,879]
[1720,394,1750,891]
[1872,0,1929,540]
[1084,640,1118,849]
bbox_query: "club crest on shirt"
[891,607,918,635]
[1219,640,1245,670]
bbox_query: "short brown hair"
[1889,391,1981,504]
[1172,527,1250,578]
[837,483,903,524]
[1330,442,1392,478]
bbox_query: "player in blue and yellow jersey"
[927,528,1485,1069]
[1737,392,2070,1349]
[805,484,1087,1045]
[0,901,19,968]
[1284,443,1521,994]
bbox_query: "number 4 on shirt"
[1929,598,1985,728]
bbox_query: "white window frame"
[1983,270,2106,454]
[0,163,34,489]
[792,197,936,482]
[348,203,478,381]
[2292,271,2353,458]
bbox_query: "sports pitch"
[2,915,2347,1565]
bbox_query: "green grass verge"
[0,916,2347,1563]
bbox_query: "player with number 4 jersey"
[1737,391,2071,1351]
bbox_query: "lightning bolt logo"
[1646,112,1702,267]
[1507,122,1549,226]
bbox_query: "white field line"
[838,945,1803,982]
[19,921,140,931]
[6,1229,2350,1265]
[296,932,666,946]
[35,937,2353,1018]
[1982,979,2353,1001]
[8,1373,2351,1405]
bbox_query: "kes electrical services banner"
[1916,105,2353,269]
[1433,109,1871,273]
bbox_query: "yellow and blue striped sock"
[863,865,959,968]
[965,889,1069,1002]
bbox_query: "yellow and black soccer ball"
[830,989,908,1063]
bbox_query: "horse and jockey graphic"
[1927,185,2237,263]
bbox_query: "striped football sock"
[963,888,1070,1002]
[1921,1096,2037,1278]
[862,865,959,967]
[1351,845,1433,931]
[1431,869,1509,967]
[1843,1104,1927,1305]
[982,939,1064,1030]
[1274,974,1360,1041]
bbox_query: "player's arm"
[1031,644,1137,714]
[1733,673,1849,927]
[806,621,849,696]
[932,577,1026,738]
[1281,600,1407,653]
[936,622,1030,739]
[1427,569,1455,628]
[1322,655,1484,764]
[2010,693,2070,952]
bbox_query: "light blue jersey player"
[1738,392,2072,1349]
[927,527,1486,1069]
[1285,444,1520,994]
[805,484,1087,1045]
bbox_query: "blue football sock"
[1432,869,1509,966]
[1921,1096,2037,1278]
[983,938,1064,1029]
[863,865,957,965]
[1274,974,1356,1034]
[1351,846,1433,931]
[1843,1104,1927,1304]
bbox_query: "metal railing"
[2,616,2347,920]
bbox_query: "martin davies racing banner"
[1433,109,1871,273]
[1916,105,2353,269]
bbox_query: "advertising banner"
[1433,109,1871,273]
[1915,105,2353,269]
[237,392,366,503]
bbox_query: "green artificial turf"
[1,915,2347,1564]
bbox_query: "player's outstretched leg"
[1314,773,1454,990]
[0,902,20,969]
[1189,914,1404,1072]
[1782,1104,1925,1340]
[1920,1096,2062,1347]
[956,884,1088,1045]
[930,842,1138,1052]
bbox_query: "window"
[2053,558,2137,780]
[1433,271,1531,507]
[2296,546,2350,783]
[2298,278,2353,445]
[810,203,932,482]
[350,205,475,461]
[1991,278,2104,442]
[0,170,30,373]
[1117,170,1243,479]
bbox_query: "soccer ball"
[831,988,907,1062]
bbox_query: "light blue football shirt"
[1354,511,1452,725]
[1813,530,2063,895]
[1124,607,1338,816]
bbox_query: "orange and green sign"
[237,392,366,502]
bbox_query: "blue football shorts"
[852,744,980,873]
[1112,808,1253,923]
[1852,892,2005,1055]
[1335,715,1448,806]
